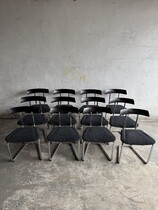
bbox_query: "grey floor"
[0,118,158,210]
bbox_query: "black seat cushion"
[17,114,47,126]
[110,116,138,128]
[32,104,50,113]
[83,127,115,143]
[80,115,108,126]
[47,127,80,143]
[121,129,156,145]
[48,114,77,126]
[106,104,125,114]
[5,127,40,143]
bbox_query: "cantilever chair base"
[48,141,81,161]
[117,144,154,164]
[82,142,114,161]
[6,140,42,162]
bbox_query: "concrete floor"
[0,118,158,210]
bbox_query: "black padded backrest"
[105,89,127,95]
[9,106,40,114]
[50,106,78,114]
[83,106,111,114]
[53,89,75,95]
[51,96,76,103]
[21,96,46,103]
[27,88,49,94]
[120,108,150,117]
[81,97,105,103]
[80,89,102,95]
[109,97,135,105]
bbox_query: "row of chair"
[5,88,156,164]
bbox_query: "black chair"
[80,97,108,126]
[82,106,116,161]
[18,96,48,126]
[27,88,50,113]
[117,108,156,164]
[5,106,42,161]
[105,89,127,114]
[48,97,77,126]
[109,97,136,129]
[53,89,75,97]
[46,106,80,161]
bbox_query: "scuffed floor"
[0,118,158,210]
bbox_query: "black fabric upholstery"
[48,114,77,126]
[121,129,156,145]
[17,114,47,126]
[106,104,125,114]
[47,127,80,142]
[80,115,108,126]
[5,127,40,143]
[32,104,50,113]
[83,127,115,143]
[110,116,138,128]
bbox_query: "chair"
[46,106,80,161]
[48,96,77,126]
[117,108,156,164]
[109,97,136,129]
[80,97,108,126]
[18,96,48,126]
[27,88,50,113]
[105,89,127,114]
[5,106,42,161]
[82,106,116,161]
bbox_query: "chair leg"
[36,139,42,160]
[6,143,27,162]
[99,142,114,161]
[82,142,90,161]
[70,142,81,161]
[48,142,61,161]
[116,143,124,164]
[129,145,154,164]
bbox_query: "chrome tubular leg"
[117,143,124,164]
[70,143,80,161]
[37,139,42,160]
[82,141,85,161]
[84,143,90,161]
[99,142,114,161]
[7,143,27,162]
[129,144,154,164]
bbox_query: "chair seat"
[110,116,137,128]
[5,127,40,143]
[48,114,77,126]
[121,129,156,145]
[17,114,47,126]
[83,127,115,143]
[80,115,108,126]
[32,104,50,113]
[47,127,80,143]
[106,104,125,114]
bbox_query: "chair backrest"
[50,106,78,126]
[21,96,46,104]
[27,88,49,97]
[53,89,75,96]
[120,108,150,129]
[105,89,127,104]
[109,97,135,114]
[81,97,105,106]
[9,106,41,126]
[83,106,111,126]
[51,96,76,106]
[80,89,102,97]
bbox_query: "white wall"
[0,0,158,115]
